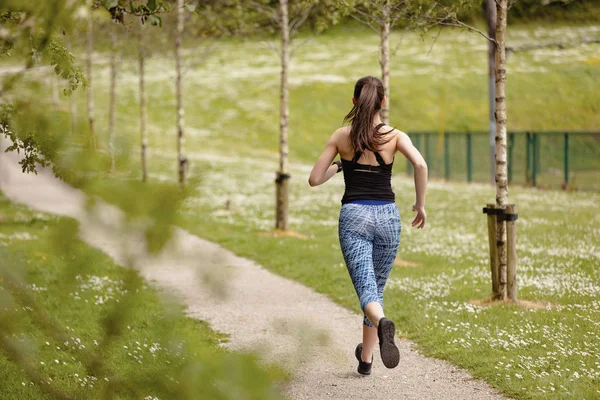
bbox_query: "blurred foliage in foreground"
[0,1,286,398]
[0,190,286,399]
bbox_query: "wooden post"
[563,133,569,187]
[486,203,501,299]
[525,132,531,184]
[506,204,517,302]
[466,133,472,183]
[444,133,450,182]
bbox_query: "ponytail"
[343,76,392,154]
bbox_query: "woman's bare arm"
[396,131,428,228]
[308,131,340,187]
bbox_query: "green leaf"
[104,0,119,9]
[148,0,157,11]
[148,14,162,27]
[186,4,196,13]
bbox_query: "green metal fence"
[406,131,600,192]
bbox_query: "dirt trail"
[0,145,508,400]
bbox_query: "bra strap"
[374,152,386,166]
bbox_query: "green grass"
[0,194,287,399]
[64,152,600,399]
[59,23,600,190]
[176,164,600,400]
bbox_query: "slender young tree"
[486,0,497,185]
[352,2,418,124]
[352,1,479,125]
[66,37,78,137]
[494,0,509,298]
[175,0,186,188]
[432,0,513,299]
[380,1,391,124]
[108,22,118,172]
[139,23,148,182]
[276,0,291,230]
[351,0,409,125]
[86,2,96,148]
[246,0,353,230]
[247,0,314,231]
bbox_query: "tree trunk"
[70,91,77,136]
[67,37,77,136]
[52,75,59,107]
[139,24,148,183]
[275,0,290,231]
[175,0,186,189]
[379,1,391,124]
[494,0,508,300]
[487,0,497,186]
[108,23,117,173]
[86,4,96,148]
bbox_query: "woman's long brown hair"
[343,76,393,153]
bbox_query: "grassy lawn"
[178,157,599,400]
[3,23,599,399]
[0,193,286,399]
[59,23,599,190]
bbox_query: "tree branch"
[427,26,443,56]
[438,19,498,45]
[290,36,313,59]
[260,39,280,56]
[350,13,379,34]
[390,26,410,58]
[289,5,313,38]
[248,0,279,25]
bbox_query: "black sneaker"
[377,317,400,369]
[355,343,372,375]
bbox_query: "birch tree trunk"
[108,23,117,173]
[275,0,290,231]
[379,0,391,124]
[139,24,148,182]
[70,89,77,136]
[67,37,77,136]
[175,0,186,188]
[494,0,509,300]
[487,0,497,186]
[52,75,59,107]
[86,6,96,148]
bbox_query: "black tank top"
[340,124,395,204]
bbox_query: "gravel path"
[0,144,508,400]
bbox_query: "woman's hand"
[411,204,426,229]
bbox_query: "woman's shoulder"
[334,126,351,135]
[378,124,406,135]
[331,126,351,141]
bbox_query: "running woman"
[308,76,428,375]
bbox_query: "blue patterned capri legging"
[338,203,401,327]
